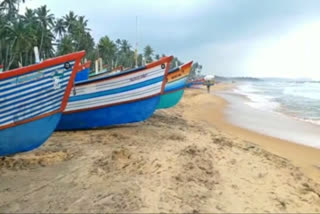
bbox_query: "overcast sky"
[21,0,320,79]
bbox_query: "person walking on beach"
[206,81,211,93]
[204,74,215,93]
[206,80,214,93]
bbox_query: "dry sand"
[1,85,320,213]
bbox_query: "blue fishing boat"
[56,56,173,130]
[186,78,205,88]
[0,51,85,156]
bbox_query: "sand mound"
[0,150,73,171]
[92,148,147,178]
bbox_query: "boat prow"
[157,61,193,109]
[0,51,85,156]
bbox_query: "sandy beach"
[1,84,320,213]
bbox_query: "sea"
[233,79,320,126]
[217,79,320,148]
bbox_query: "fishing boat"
[75,60,91,82]
[156,61,193,109]
[186,78,205,88]
[0,51,85,156]
[56,56,173,130]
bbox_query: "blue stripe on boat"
[76,68,163,94]
[0,70,72,98]
[0,79,69,108]
[70,76,163,102]
[0,62,75,88]
[67,84,161,109]
[0,96,62,122]
[0,67,72,93]
[16,102,61,122]
[0,87,65,111]
[0,64,72,90]
[164,77,188,92]
[0,92,64,120]
[0,63,73,128]
[1,102,61,125]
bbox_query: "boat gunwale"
[0,51,85,80]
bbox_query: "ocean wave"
[232,81,320,128]
[283,82,320,100]
[233,84,280,111]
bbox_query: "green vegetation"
[0,1,202,77]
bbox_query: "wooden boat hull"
[0,51,85,156]
[57,96,159,130]
[56,56,173,130]
[0,113,61,155]
[156,61,192,109]
[156,89,184,109]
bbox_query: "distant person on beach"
[205,80,212,93]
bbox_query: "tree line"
[0,0,202,77]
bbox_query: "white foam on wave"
[233,83,280,112]
[299,118,320,126]
[232,82,320,128]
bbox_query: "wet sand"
[1,85,320,213]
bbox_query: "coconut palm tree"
[120,39,131,53]
[0,0,19,20]
[144,45,154,63]
[57,35,75,56]
[77,15,90,32]
[115,38,121,49]
[2,18,34,69]
[98,36,116,70]
[63,11,77,33]
[54,18,66,39]
[35,5,55,59]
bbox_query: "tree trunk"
[25,50,28,65]
[39,29,44,60]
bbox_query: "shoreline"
[221,90,320,149]
[189,83,320,181]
